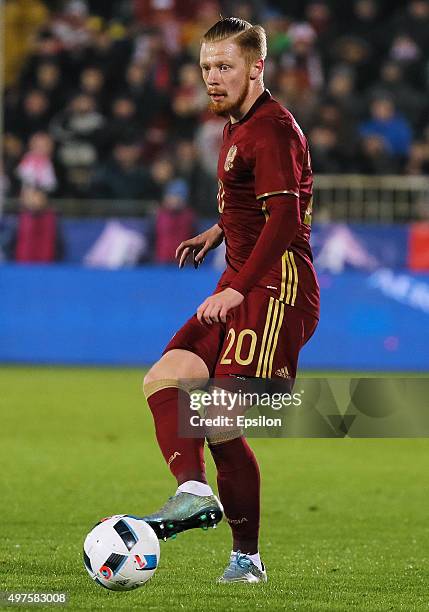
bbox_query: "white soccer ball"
[83,515,160,591]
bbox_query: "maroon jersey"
[216,90,319,319]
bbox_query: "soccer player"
[143,17,319,583]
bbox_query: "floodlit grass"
[1,367,428,610]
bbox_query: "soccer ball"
[83,515,160,591]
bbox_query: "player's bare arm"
[176,223,224,268]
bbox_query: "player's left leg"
[209,434,266,583]
[210,291,318,583]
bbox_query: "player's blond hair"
[201,17,267,65]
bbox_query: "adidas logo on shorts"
[275,366,290,378]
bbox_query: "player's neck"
[229,83,265,124]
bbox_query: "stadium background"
[1,1,429,610]
[1,0,429,371]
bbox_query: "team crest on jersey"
[224,144,238,171]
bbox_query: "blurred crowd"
[2,0,429,262]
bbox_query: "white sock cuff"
[177,480,214,497]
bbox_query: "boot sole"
[145,506,223,540]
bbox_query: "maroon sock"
[147,387,206,485]
[209,437,260,554]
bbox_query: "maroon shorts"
[163,288,318,379]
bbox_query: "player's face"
[200,40,251,117]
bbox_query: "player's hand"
[197,288,244,324]
[176,224,224,269]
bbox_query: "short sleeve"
[254,118,306,200]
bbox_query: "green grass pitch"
[1,367,428,611]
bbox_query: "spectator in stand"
[13,185,62,263]
[308,125,344,173]
[359,96,412,161]
[102,97,142,157]
[389,0,429,54]
[305,1,338,71]
[406,124,429,175]
[15,90,51,141]
[78,66,106,112]
[3,133,24,197]
[16,132,57,193]
[140,123,170,165]
[181,0,221,59]
[194,114,225,180]
[123,61,149,99]
[274,67,319,130]
[170,63,207,140]
[264,9,291,60]
[366,61,426,130]
[50,0,91,51]
[91,139,153,200]
[83,26,132,93]
[325,67,363,120]
[52,3,110,87]
[280,22,324,94]
[348,0,384,53]
[33,61,66,116]
[174,139,217,216]
[388,33,425,89]
[19,29,64,92]
[132,27,172,93]
[312,100,358,170]
[148,156,175,200]
[154,178,195,263]
[356,134,398,175]
[406,141,429,175]
[50,93,105,195]
[330,35,375,91]
[122,61,168,128]
[4,0,429,199]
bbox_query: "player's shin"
[145,382,207,485]
[208,436,260,555]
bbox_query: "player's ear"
[249,58,264,80]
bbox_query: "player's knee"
[143,366,170,397]
[143,350,210,399]
[143,367,157,389]
[142,370,151,395]
[142,358,181,398]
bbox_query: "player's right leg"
[142,317,225,539]
[143,348,210,486]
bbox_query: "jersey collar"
[228,89,271,130]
